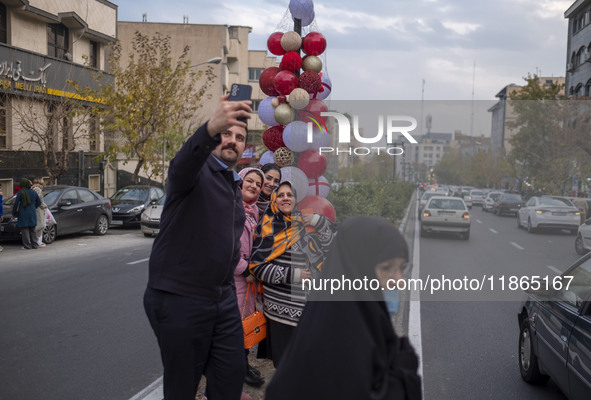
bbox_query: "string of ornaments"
[258,0,335,222]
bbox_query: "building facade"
[0,0,116,195]
[488,77,565,156]
[565,0,591,96]
[115,21,278,182]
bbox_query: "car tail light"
[422,210,431,218]
[462,213,470,220]
[572,211,581,216]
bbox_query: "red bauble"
[299,99,329,122]
[280,52,303,72]
[259,67,280,96]
[298,70,322,94]
[302,32,327,56]
[297,196,336,222]
[267,32,286,56]
[262,125,286,152]
[297,150,327,179]
[274,70,298,95]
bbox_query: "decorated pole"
[258,0,335,221]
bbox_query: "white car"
[420,196,471,240]
[517,196,580,234]
[418,191,447,216]
[483,192,503,212]
[575,220,591,255]
[469,190,486,206]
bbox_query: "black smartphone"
[228,83,252,102]
[228,84,252,123]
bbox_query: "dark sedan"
[110,185,165,228]
[518,253,591,399]
[492,193,523,216]
[1,185,112,244]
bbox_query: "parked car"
[517,196,580,234]
[420,196,471,240]
[140,194,166,237]
[575,220,591,255]
[492,193,523,216]
[483,191,503,212]
[110,185,165,227]
[517,252,591,399]
[469,189,486,206]
[1,185,112,244]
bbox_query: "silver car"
[469,190,486,206]
[420,196,471,240]
[517,196,580,234]
[483,192,503,212]
[140,195,166,237]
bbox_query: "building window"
[0,95,6,149]
[251,99,261,112]
[89,115,100,151]
[47,24,69,60]
[89,41,99,68]
[249,68,264,81]
[0,3,7,44]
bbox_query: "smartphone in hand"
[228,84,252,123]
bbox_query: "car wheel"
[575,234,588,255]
[462,230,470,240]
[93,215,109,235]
[527,218,536,234]
[519,317,550,384]
[43,224,56,244]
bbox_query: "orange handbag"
[242,282,267,349]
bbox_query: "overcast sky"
[114,0,572,135]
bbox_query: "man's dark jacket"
[147,123,245,300]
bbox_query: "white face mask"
[382,289,399,317]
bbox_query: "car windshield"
[489,193,502,200]
[502,194,522,201]
[540,197,572,207]
[428,198,465,210]
[111,188,149,202]
[421,192,438,201]
[471,191,484,196]
[42,188,63,206]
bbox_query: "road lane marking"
[489,228,498,234]
[510,242,524,250]
[409,210,424,387]
[127,258,150,265]
[128,376,162,400]
[476,219,482,224]
[546,265,562,275]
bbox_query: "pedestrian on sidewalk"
[249,181,335,368]
[235,167,266,388]
[143,94,252,400]
[265,216,422,400]
[31,178,47,247]
[12,179,41,250]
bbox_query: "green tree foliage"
[328,179,415,225]
[434,148,510,188]
[76,31,214,183]
[508,74,591,193]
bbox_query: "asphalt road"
[0,228,162,400]
[418,205,579,399]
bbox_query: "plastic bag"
[45,208,56,226]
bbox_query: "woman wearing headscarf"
[249,181,335,368]
[265,215,422,400]
[256,163,281,215]
[31,177,47,247]
[235,167,266,388]
[12,179,42,250]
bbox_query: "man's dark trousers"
[144,286,245,400]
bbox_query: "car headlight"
[128,205,145,214]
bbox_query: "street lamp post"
[162,57,224,189]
